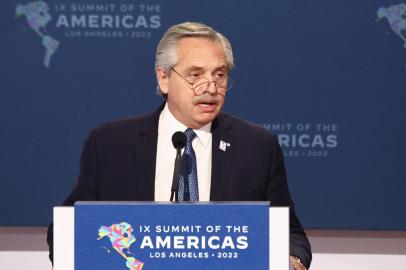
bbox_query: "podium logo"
[98,222,144,270]
[15,1,60,68]
[377,3,406,67]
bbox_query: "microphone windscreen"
[172,131,186,149]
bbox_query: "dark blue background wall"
[1,0,405,229]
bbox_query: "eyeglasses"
[170,67,233,95]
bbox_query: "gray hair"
[155,22,234,73]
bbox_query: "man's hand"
[290,255,307,270]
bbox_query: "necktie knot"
[184,128,196,143]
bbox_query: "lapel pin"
[219,140,230,151]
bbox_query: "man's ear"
[156,67,169,94]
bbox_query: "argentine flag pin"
[219,140,230,151]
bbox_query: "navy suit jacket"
[48,105,312,268]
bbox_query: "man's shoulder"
[88,110,158,142]
[96,112,155,131]
[217,112,277,140]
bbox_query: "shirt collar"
[159,103,212,147]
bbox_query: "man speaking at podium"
[48,22,311,269]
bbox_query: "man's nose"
[206,81,217,94]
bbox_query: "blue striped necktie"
[179,128,199,202]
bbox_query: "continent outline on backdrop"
[16,1,60,68]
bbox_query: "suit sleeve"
[63,129,100,205]
[266,135,312,269]
[47,129,99,263]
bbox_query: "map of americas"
[377,3,406,49]
[16,1,60,67]
[98,222,144,270]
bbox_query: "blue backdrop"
[1,0,405,229]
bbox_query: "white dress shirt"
[154,103,212,201]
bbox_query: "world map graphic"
[377,2,406,67]
[98,222,144,270]
[16,1,60,67]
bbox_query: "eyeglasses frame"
[170,67,232,95]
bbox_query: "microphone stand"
[170,146,182,202]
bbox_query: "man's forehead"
[175,37,227,69]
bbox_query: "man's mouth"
[193,95,220,112]
[193,94,220,105]
[197,102,216,112]
[199,100,216,106]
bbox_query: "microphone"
[170,131,186,202]
[172,131,187,149]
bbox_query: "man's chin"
[194,112,219,126]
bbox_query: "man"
[47,22,312,269]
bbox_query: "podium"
[53,202,289,270]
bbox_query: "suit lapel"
[131,106,235,201]
[210,113,235,201]
[133,104,163,201]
